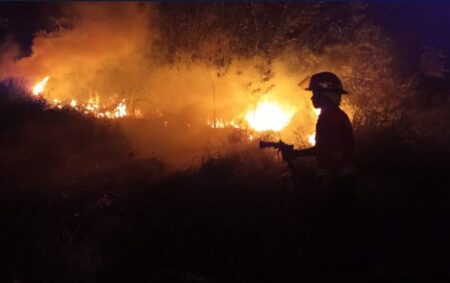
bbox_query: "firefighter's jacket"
[315,105,354,176]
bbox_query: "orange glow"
[245,99,295,132]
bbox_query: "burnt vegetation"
[1,2,450,283]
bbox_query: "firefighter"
[293,72,357,276]
[294,71,355,187]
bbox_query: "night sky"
[370,2,450,71]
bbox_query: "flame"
[308,134,316,146]
[245,99,295,132]
[308,108,321,146]
[207,119,240,129]
[29,76,130,120]
[32,76,49,96]
[114,100,127,118]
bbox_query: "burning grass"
[32,76,131,119]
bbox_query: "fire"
[308,134,316,146]
[114,100,127,118]
[207,119,240,129]
[245,99,295,132]
[308,108,321,146]
[30,76,130,120]
[32,76,49,96]
[29,74,319,147]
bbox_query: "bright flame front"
[30,76,129,120]
[245,100,295,132]
[32,76,49,96]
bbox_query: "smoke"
[0,2,355,166]
[2,3,153,99]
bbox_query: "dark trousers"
[312,175,358,280]
[327,175,357,235]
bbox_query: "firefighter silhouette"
[294,72,357,275]
[294,72,354,174]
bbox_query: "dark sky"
[372,2,450,46]
[369,2,450,68]
[0,2,62,55]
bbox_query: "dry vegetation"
[1,75,449,282]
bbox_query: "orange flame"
[32,76,49,96]
[308,108,321,146]
[30,76,129,119]
[245,99,295,132]
[113,100,127,118]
